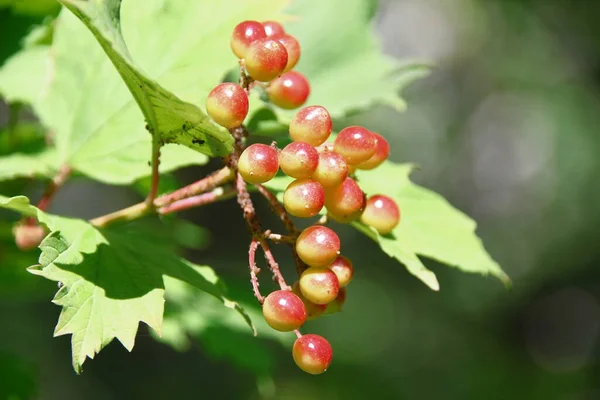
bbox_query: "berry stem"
[248,238,265,304]
[264,232,295,244]
[294,329,302,339]
[157,186,235,215]
[255,184,299,235]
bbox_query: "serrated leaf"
[0,195,253,373]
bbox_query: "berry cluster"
[205,20,401,375]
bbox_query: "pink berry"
[296,225,341,268]
[268,71,310,109]
[293,334,333,375]
[277,34,300,72]
[279,141,319,179]
[230,20,267,59]
[206,83,249,128]
[238,144,279,184]
[13,224,45,251]
[292,282,327,320]
[360,195,401,235]
[333,126,378,165]
[311,150,348,188]
[245,38,288,82]
[289,106,332,146]
[324,177,365,223]
[299,267,340,305]
[262,290,307,332]
[356,132,390,170]
[283,179,325,218]
[329,255,354,287]
[262,20,285,38]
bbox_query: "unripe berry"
[324,177,365,223]
[289,106,332,146]
[277,34,300,72]
[230,20,267,59]
[238,144,279,184]
[262,20,285,38]
[268,71,310,109]
[296,225,340,268]
[292,282,327,320]
[279,141,319,179]
[206,83,249,128]
[324,287,347,315]
[245,38,288,82]
[360,195,400,235]
[262,290,307,331]
[13,224,46,250]
[356,132,390,170]
[299,267,340,305]
[283,179,324,218]
[333,126,378,165]
[329,255,354,287]
[293,334,333,375]
[311,150,348,188]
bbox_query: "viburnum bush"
[0,0,509,377]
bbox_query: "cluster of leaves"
[0,0,507,376]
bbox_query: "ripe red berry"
[13,224,46,250]
[289,106,332,146]
[299,267,340,305]
[268,71,310,109]
[262,290,307,332]
[292,282,327,320]
[324,287,347,315]
[333,126,378,165]
[277,34,300,72]
[262,20,285,38]
[279,141,319,179]
[329,255,354,287]
[283,179,325,218]
[356,132,390,170]
[206,83,249,128]
[231,20,267,59]
[360,195,400,235]
[238,143,279,184]
[245,38,288,82]
[293,334,333,375]
[324,177,365,223]
[311,150,348,188]
[296,225,341,268]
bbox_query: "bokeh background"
[2,0,600,399]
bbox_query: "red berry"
[231,20,267,59]
[268,71,310,109]
[292,282,327,320]
[262,290,307,332]
[333,126,378,165]
[277,34,300,72]
[13,224,46,250]
[283,179,325,218]
[329,255,353,287]
[289,106,332,146]
[262,20,285,38]
[324,287,347,315]
[311,150,348,188]
[238,144,279,184]
[293,334,333,375]
[360,195,400,235]
[245,38,288,82]
[206,83,249,128]
[324,177,365,223]
[279,141,319,179]
[356,132,390,170]
[296,225,341,268]
[299,267,340,304]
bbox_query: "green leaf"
[0,195,253,373]
[0,148,58,180]
[0,44,51,104]
[0,0,59,16]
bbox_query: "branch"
[154,166,234,207]
[90,202,151,228]
[157,186,235,215]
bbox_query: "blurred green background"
[2,0,600,399]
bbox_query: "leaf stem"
[146,140,161,206]
[90,202,152,228]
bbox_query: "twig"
[255,184,299,236]
[259,238,290,290]
[36,164,72,212]
[264,232,295,244]
[154,166,234,207]
[248,239,264,303]
[90,202,151,227]
[157,186,235,215]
